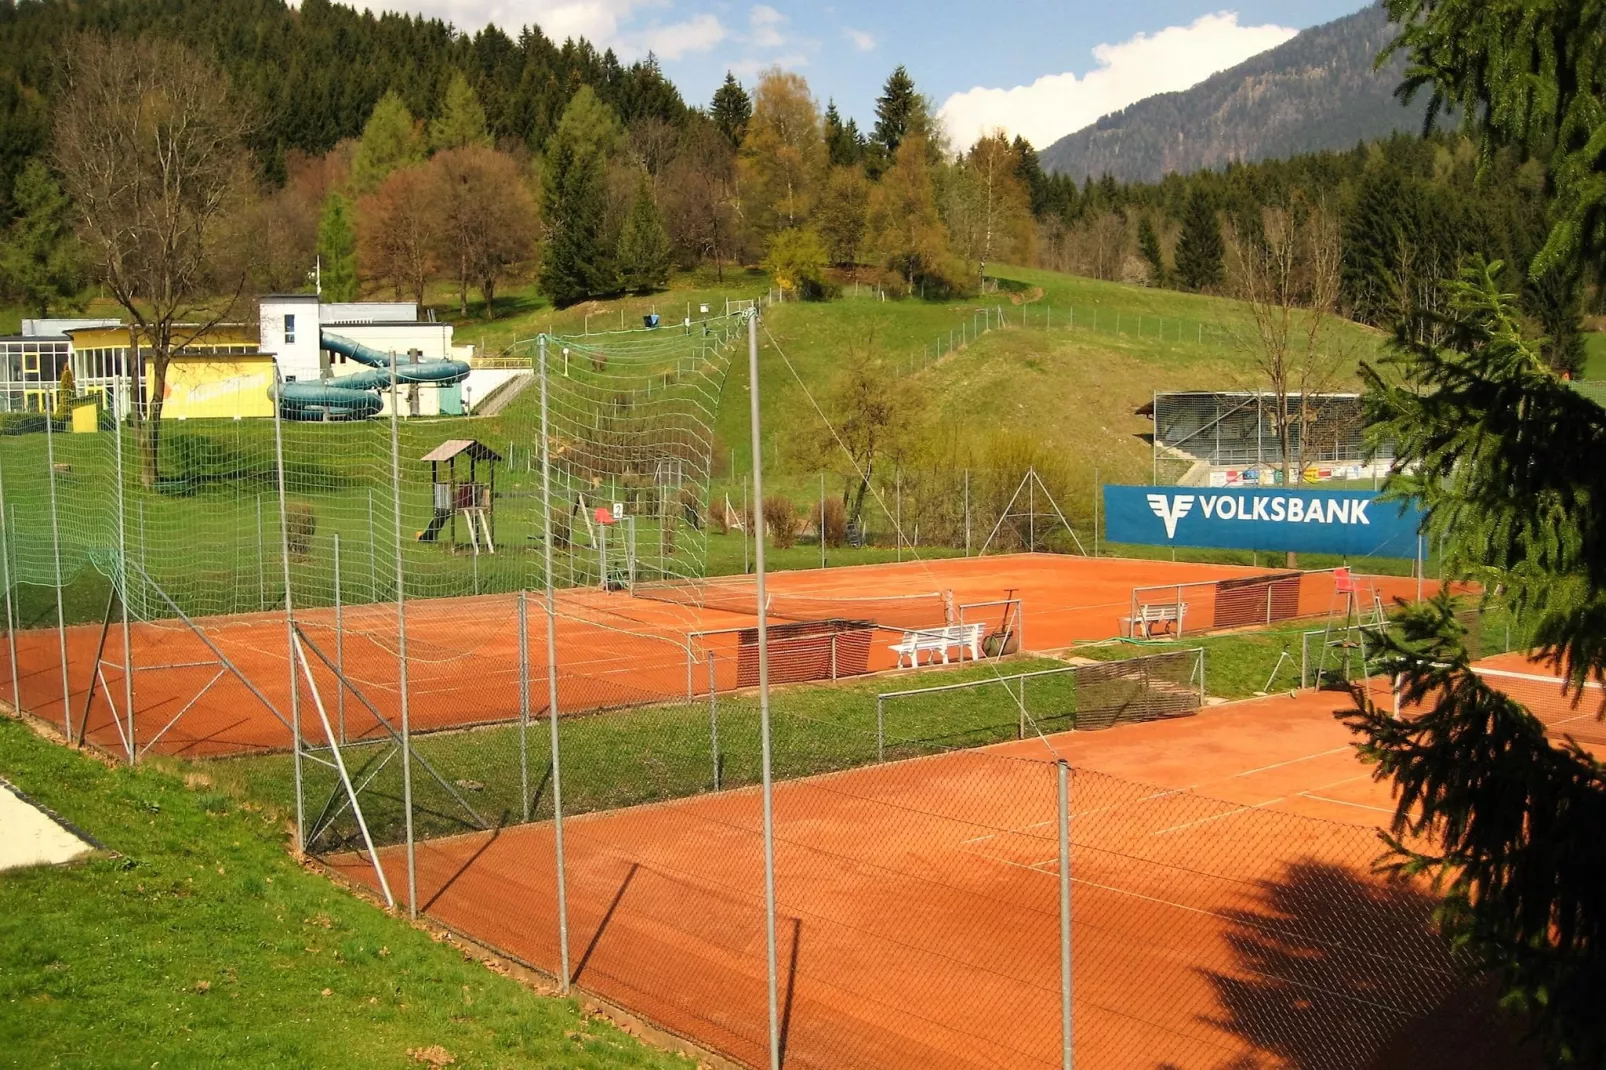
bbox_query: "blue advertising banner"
[1103,485,1425,557]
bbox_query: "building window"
[284,314,296,345]
[22,349,37,375]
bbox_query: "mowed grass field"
[0,715,697,1069]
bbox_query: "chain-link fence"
[0,308,1493,1069]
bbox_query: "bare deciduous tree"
[53,34,254,486]
[358,165,437,305]
[662,122,738,279]
[427,146,537,318]
[1228,196,1349,563]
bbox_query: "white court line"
[1151,798,1286,836]
[1297,792,1397,816]
[1229,746,1352,780]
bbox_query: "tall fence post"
[537,335,573,989]
[819,471,826,570]
[707,651,719,790]
[43,415,70,738]
[964,469,971,557]
[746,311,783,1070]
[1058,759,1074,1070]
[386,351,418,918]
[875,695,885,762]
[0,458,18,717]
[519,589,530,823]
[333,532,344,743]
[272,403,305,852]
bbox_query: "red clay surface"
[1,552,1432,758]
[329,676,1539,1070]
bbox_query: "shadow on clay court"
[422,826,502,914]
[1192,859,1542,1070]
[574,862,639,986]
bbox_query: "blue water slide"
[274,332,471,420]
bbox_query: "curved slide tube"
[275,332,471,420]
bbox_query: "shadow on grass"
[1195,859,1541,1070]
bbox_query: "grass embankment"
[0,716,694,1069]
[209,654,1081,845]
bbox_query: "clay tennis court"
[2,552,1427,759]
[326,668,1542,1070]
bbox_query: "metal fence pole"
[367,488,377,598]
[333,532,345,743]
[115,414,134,753]
[43,415,70,738]
[964,469,971,557]
[537,336,573,988]
[256,494,266,610]
[0,459,18,716]
[707,651,719,790]
[271,403,305,851]
[895,467,903,562]
[386,351,417,918]
[1058,759,1074,1070]
[747,312,783,1070]
[519,589,530,823]
[875,695,885,762]
[819,471,826,569]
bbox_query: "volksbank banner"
[1103,485,1425,557]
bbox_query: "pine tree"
[616,172,671,293]
[540,95,613,306]
[1174,189,1223,292]
[872,66,919,159]
[1137,215,1165,286]
[824,101,862,166]
[317,191,359,301]
[710,72,751,149]
[350,92,425,194]
[1012,136,1050,218]
[429,71,492,152]
[0,158,82,316]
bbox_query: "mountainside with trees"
[1039,2,1427,184]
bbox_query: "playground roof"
[422,439,502,463]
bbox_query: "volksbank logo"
[1146,493,1194,538]
[1145,492,1372,541]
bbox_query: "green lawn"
[0,716,695,1070]
[207,654,1080,848]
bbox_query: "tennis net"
[632,578,949,630]
[1474,666,1606,747]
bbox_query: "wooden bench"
[1120,602,1188,639]
[890,622,984,668]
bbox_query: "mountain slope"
[1039,3,1426,183]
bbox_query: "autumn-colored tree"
[946,133,1032,282]
[52,34,252,486]
[428,146,536,318]
[866,136,959,293]
[762,226,829,298]
[661,119,738,279]
[815,166,869,267]
[358,165,438,305]
[736,68,825,240]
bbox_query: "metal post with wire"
[386,350,417,917]
[1058,758,1075,1069]
[272,402,305,850]
[0,457,18,716]
[537,335,573,989]
[43,413,70,738]
[747,311,782,1070]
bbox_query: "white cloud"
[636,13,726,59]
[938,11,1298,151]
[337,1,724,62]
[843,27,875,52]
[749,5,787,49]
[730,52,809,79]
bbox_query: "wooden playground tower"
[419,439,501,553]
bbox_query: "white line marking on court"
[1151,798,1285,836]
[1229,746,1351,780]
[1297,792,1396,815]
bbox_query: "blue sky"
[346,0,1374,149]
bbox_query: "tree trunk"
[482,277,496,319]
[137,355,167,489]
[1280,401,1296,568]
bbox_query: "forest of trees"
[0,0,1588,375]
